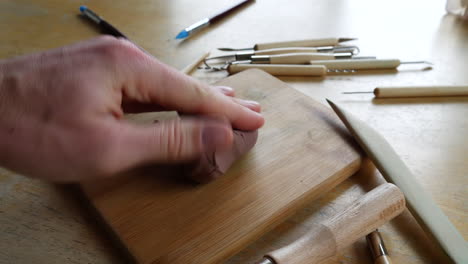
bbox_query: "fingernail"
[216,86,234,94]
[239,99,260,109]
[202,125,230,151]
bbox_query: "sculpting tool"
[181,51,210,74]
[343,85,468,98]
[212,46,360,62]
[327,99,468,263]
[206,64,358,76]
[175,0,254,39]
[205,52,374,65]
[227,64,328,76]
[309,59,432,70]
[255,183,405,264]
[219,37,356,51]
[79,6,128,38]
[367,230,393,264]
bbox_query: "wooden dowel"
[228,64,327,76]
[374,86,468,98]
[265,183,405,264]
[310,59,401,70]
[180,51,210,75]
[268,53,335,64]
[255,38,340,50]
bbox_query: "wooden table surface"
[1,0,467,263]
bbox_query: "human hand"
[0,36,264,182]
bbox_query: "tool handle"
[181,52,210,74]
[310,59,401,70]
[266,183,405,264]
[374,86,468,98]
[228,64,327,76]
[255,47,320,55]
[268,53,335,64]
[209,0,254,23]
[255,38,339,50]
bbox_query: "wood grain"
[80,69,361,264]
[267,183,405,264]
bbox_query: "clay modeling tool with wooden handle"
[255,183,405,264]
[310,59,432,70]
[367,230,392,264]
[205,48,362,64]
[327,99,468,263]
[343,85,468,98]
[210,46,360,63]
[218,38,356,51]
[206,52,355,65]
[227,64,328,76]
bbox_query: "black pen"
[79,6,128,39]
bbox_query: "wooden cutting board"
[80,69,362,264]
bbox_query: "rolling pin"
[228,64,327,76]
[309,59,429,70]
[343,86,468,98]
[256,183,405,264]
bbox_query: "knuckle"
[95,36,143,64]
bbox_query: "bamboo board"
[80,69,362,264]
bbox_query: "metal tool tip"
[255,257,275,264]
[79,5,88,12]
[218,48,236,51]
[342,91,373,94]
[338,38,357,43]
[175,30,189,39]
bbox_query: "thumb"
[113,117,234,170]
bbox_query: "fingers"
[109,39,264,130]
[108,117,234,171]
[212,86,235,97]
[231,98,261,113]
